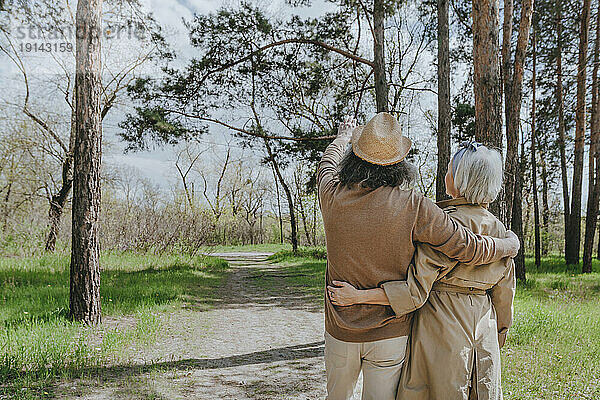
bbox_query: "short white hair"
[453,145,503,205]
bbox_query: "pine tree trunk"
[265,140,298,252]
[473,0,502,217]
[436,0,451,202]
[473,0,502,149]
[502,0,534,226]
[70,0,103,324]
[555,0,570,257]
[373,0,388,112]
[540,149,550,255]
[567,0,592,266]
[531,30,541,267]
[513,141,526,281]
[583,0,600,273]
[597,221,600,259]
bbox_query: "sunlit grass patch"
[0,252,229,399]
[503,293,600,399]
[267,246,327,262]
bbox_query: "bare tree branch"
[164,109,337,141]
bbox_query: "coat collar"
[436,197,488,209]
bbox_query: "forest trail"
[56,252,367,399]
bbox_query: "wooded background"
[0,0,597,322]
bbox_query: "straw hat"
[351,112,412,166]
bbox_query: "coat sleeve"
[317,136,350,204]
[381,244,458,316]
[413,197,518,265]
[488,261,516,348]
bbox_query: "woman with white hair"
[328,141,516,400]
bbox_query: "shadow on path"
[85,341,324,379]
[54,252,328,399]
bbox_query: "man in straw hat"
[317,112,520,400]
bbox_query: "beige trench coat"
[382,197,516,400]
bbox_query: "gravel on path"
[55,252,365,399]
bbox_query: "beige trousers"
[325,332,408,400]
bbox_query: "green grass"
[267,246,327,263]
[0,252,229,399]
[268,250,600,399]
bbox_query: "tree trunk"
[500,0,513,225]
[373,0,388,112]
[501,0,514,104]
[555,0,570,257]
[566,0,592,266]
[531,30,541,267]
[271,163,284,244]
[2,181,12,231]
[502,0,534,226]
[46,174,73,252]
[312,193,317,245]
[70,0,103,324]
[264,139,298,252]
[45,119,75,252]
[473,0,502,149]
[295,172,312,246]
[583,0,600,273]
[540,148,550,255]
[513,136,526,281]
[436,0,451,202]
[597,220,600,259]
[472,0,502,217]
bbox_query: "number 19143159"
[19,42,73,52]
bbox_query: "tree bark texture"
[566,0,591,266]
[555,0,570,256]
[70,0,103,324]
[531,30,541,267]
[373,0,389,112]
[583,0,600,273]
[473,0,502,150]
[502,0,534,226]
[540,148,550,255]
[472,0,502,217]
[513,140,526,281]
[436,0,451,202]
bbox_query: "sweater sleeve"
[413,196,518,265]
[317,136,350,202]
[381,244,458,316]
[488,261,516,348]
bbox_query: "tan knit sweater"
[318,136,519,343]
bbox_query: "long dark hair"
[337,149,417,189]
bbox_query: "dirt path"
[56,252,363,399]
